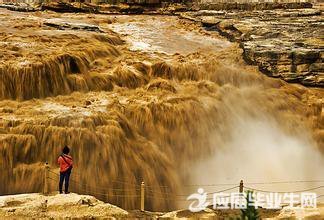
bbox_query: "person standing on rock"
[58,146,73,194]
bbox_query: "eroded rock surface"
[199,2,313,11]
[182,8,324,87]
[0,193,128,219]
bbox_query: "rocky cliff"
[181,8,323,87]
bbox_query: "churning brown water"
[0,10,323,211]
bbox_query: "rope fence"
[42,163,324,211]
[244,185,324,194]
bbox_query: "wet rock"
[96,3,146,14]
[44,20,103,33]
[0,3,39,12]
[160,3,188,13]
[119,5,144,14]
[199,2,313,11]
[310,63,324,72]
[41,2,98,13]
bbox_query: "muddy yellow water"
[0,9,323,211]
[108,15,231,55]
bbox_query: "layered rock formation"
[198,2,313,11]
[181,8,324,87]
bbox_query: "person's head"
[62,146,70,155]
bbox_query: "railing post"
[140,181,145,212]
[239,180,244,193]
[44,162,49,195]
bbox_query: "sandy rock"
[160,208,217,219]
[182,9,324,87]
[276,206,321,219]
[0,193,128,219]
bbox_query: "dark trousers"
[59,167,72,193]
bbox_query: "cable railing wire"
[184,183,239,187]
[49,168,141,187]
[48,176,140,198]
[48,171,324,197]
[145,185,239,197]
[69,178,139,193]
[46,168,324,204]
[205,185,239,195]
[184,180,324,187]
[48,171,143,199]
[48,170,238,201]
[244,185,324,194]
[245,180,324,185]
[48,170,139,192]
